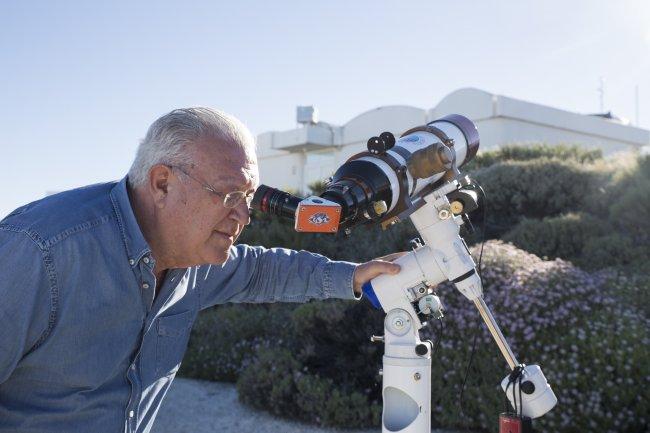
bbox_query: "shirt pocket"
[156,310,193,376]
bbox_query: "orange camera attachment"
[294,196,342,233]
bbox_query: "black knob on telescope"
[379,131,395,150]
[367,136,384,155]
[367,132,396,155]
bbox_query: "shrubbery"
[180,304,293,382]
[502,213,610,265]
[236,210,419,263]
[467,148,650,269]
[182,242,649,433]
[470,159,607,236]
[464,142,602,171]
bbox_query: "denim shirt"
[0,177,358,433]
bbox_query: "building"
[257,88,650,193]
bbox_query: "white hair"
[127,107,255,187]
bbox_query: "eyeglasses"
[170,165,254,209]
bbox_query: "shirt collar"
[110,176,152,267]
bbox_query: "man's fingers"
[368,260,401,276]
[353,260,401,293]
[375,251,408,263]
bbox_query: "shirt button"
[129,410,134,418]
[131,364,136,370]
[143,257,150,264]
[142,283,150,289]
[129,259,135,266]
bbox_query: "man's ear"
[148,164,173,208]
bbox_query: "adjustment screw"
[414,372,421,381]
[408,237,423,249]
[372,200,388,216]
[521,381,536,395]
[415,344,428,356]
[438,209,451,219]
[450,200,464,215]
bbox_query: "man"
[0,107,400,433]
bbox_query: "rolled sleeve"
[197,244,360,309]
[323,261,359,300]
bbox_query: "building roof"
[258,88,649,155]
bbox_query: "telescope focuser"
[407,142,454,179]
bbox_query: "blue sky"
[1,0,649,217]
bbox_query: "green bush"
[237,347,300,415]
[235,300,385,428]
[609,175,650,242]
[471,159,607,236]
[293,373,381,427]
[502,213,610,265]
[237,211,418,263]
[465,142,602,171]
[638,154,650,178]
[497,152,650,270]
[581,234,647,270]
[179,304,293,381]
[582,152,641,219]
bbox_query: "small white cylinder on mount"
[501,365,558,419]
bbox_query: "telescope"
[252,114,557,433]
[253,114,479,233]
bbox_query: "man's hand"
[353,252,406,296]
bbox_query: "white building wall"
[256,131,305,192]
[257,151,304,193]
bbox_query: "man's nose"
[230,202,251,226]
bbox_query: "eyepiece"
[252,185,302,220]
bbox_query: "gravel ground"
[152,377,456,433]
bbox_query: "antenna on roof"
[635,85,639,126]
[598,77,605,112]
